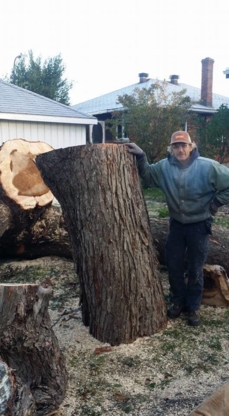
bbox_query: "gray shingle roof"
[0,79,96,120]
[72,78,229,115]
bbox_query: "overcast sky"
[1,0,229,105]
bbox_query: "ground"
[0,254,229,416]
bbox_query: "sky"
[1,0,229,105]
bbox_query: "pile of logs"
[1,138,229,411]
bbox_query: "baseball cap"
[170,131,191,145]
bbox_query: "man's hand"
[125,143,144,156]
[210,201,219,216]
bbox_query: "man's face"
[171,143,192,165]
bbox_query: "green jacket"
[137,148,229,224]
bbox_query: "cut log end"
[0,139,54,209]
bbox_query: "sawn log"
[36,143,168,346]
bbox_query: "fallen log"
[150,218,229,276]
[202,264,229,307]
[0,139,57,257]
[0,202,71,259]
[0,283,67,415]
[0,139,53,209]
[36,143,168,346]
[0,138,71,259]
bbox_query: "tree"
[108,80,193,163]
[10,50,73,105]
[196,104,229,163]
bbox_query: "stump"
[0,283,67,415]
[36,144,167,346]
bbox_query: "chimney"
[139,73,148,83]
[201,57,214,107]
[170,74,179,85]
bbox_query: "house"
[0,79,97,148]
[72,58,229,143]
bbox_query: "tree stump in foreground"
[36,144,167,346]
[0,284,67,415]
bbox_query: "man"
[126,131,229,326]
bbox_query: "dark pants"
[165,218,212,312]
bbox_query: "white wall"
[0,120,87,149]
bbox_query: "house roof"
[0,79,97,125]
[72,78,229,116]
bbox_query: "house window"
[116,123,128,141]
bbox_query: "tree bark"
[0,359,36,415]
[0,202,71,259]
[0,284,67,415]
[36,144,167,346]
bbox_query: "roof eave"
[0,113,98,125]
[190,106,217,114]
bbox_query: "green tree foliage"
[109,80,193,163]
[10,50,73,105]
[196,105,229,163]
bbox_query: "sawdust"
[1,256,229,416]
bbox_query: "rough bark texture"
[0,359,36,415]
[0,284,67,415]
[36,144,167,346]
[150,218,229,276]
[0,202,71,259]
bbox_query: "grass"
[214,216,229,228]
[143,187,166,202]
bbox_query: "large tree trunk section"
[0,359,36,415]
[36,144,167,346]
[0,284,67,415]
[150,218,229,276]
